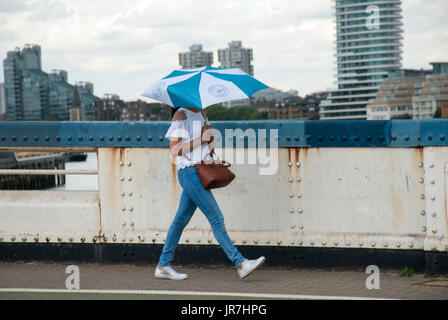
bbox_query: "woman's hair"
[171,107,181,120]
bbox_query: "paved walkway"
[0,262,447,300]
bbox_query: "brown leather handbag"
[194,156,236,189]
[185,153,236,190]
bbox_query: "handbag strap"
[183,152,214,164]
[181,110,214,164]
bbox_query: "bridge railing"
[0,120,447,262]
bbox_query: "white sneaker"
[237,256,266,279]
[154,266,188,280]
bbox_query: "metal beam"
[0,120,447,148]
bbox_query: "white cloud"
[0,0,446,101]
[402,0,448,68]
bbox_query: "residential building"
[431,62,448,75]
[252,99,275,115]
[95,95,162,121]
[319,0,403,120]
[367,69,430,120]
[413,63,448,119]
[120,100,162,122]
[3,44,98,121]
[4,45,48,120]
[303,91,329,115]
[218,41,254,75]
[0,83,5,117]
[268,92,328,120]
[95,94,124,121]
[76,81,99,121]
[47,72,99,121]
[252,88,299,103]
[368,63,448,120]
[218,41,254,108]
[179,44,213,69]
[48,69,74,120]
[440,93,448,118]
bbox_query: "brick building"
[95,95,163,121]
[266,92,328,120]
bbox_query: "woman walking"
[155,106,265,280]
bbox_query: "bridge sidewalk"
[0,262,447,300]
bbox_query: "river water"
[52,152,98,190]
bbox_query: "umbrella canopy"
[141,66,269,110]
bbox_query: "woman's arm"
[170,136,204,157]
[169,111,212,157]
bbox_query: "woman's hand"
[201,123,215,144]
[170,124,215,158]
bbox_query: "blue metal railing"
[0,119,447,148]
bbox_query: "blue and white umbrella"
[141,66,269,110]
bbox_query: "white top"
[165,107,213,170]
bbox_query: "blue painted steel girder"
[0,120,447,148]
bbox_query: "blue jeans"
[158,166,245,268]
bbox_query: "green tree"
[229,105,256,120]
[205,104,230,120]
[161,113,171,121]
[249,110,268,120]
[434,107,441,118]
[151,104,161,115]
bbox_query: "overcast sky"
[0,0,447,101]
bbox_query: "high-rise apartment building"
[4,45,49,120]
[48,69,74,121]
[218,41,254,107]
[3,44,99,121]
[0,83,5,116]
[218,41,254,76]
[177,41,256,107]
[320,0,403,120]
[76,81,99,121]
[179,44,213,69]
